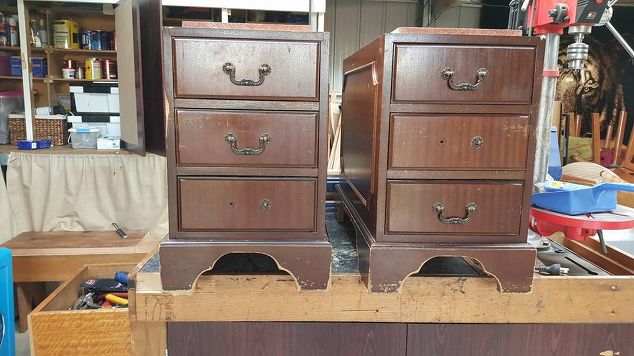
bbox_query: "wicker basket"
[9,114,68,145]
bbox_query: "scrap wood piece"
[614,110,627,165]
[592,113,602,164]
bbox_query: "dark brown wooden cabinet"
[159,27,331,291]
[338,28,545,293]
[168,322,634,356]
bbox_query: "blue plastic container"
[9,56,20,77]
[17,139,52,150]
[31,57,47,78]
[0,247,15,356]
[9,57,48,77]
[532,181,634,215]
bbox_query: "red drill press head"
[526,0,610,34]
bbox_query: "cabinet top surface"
[163,26,329,41]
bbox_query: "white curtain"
[0,170,14,244]
[3,152,168,240]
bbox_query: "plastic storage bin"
[0,90,24,144]
[0,248,15,356]
[69,127,100,148]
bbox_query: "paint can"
[81,31,92,49]
[53,20,79,49]
[102,59,117,79]
[100,31,112,50]
[84,57,101,80]
[75,66,85,79]
[90,30,103,51]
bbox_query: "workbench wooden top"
[130,269,634,324]
[3,230,151,256]
[129,218,634,324]
[4,230,163,283]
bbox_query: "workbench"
[1,230,161,332]
[128,215,634,355]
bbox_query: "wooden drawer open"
[176,110,318,168]
[29,264,136,356]
[178,178,316,232]
[173,38,319,101]
[389,114,529,170]
[386,181,524,235]
[392,44,535,104]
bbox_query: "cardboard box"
[97,136,120,150]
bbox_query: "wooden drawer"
[29,264,135,356]
[173,38,319,101]
[392,44,535,104]
[386,181,523,235]
[389,114,529,170]
[176,110,318,168]
[178,178,316,232]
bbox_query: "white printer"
[68,83,120,137]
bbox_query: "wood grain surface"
[163,28,330,244]
[173,38,319,101]
[3,230,148,254]
[392,44,535,104]
[407,324,634,355]
[385,181,524,235]
[391,27,522,36]
[133,272,634,323]
[176,110,318,168]
[389,114,529,170]
[340,63,379,209]
[131,321,166,356]
[178,178,316,232]
[29,264,135,356]
[29,311,131,355]
[181,21,311,32]
[338,33,543,292]
[168,322,407,356]
[159,322,634,356]
[562,237,634,275]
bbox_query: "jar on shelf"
[62,59,77,79]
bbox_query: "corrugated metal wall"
[325,0,481,93]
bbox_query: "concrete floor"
[16,331,29,356]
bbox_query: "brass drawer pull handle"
[471,136,484,148]
[224,133,271,155]
[432,202,477,224]
[222,62,271,86]
[441,68,488,91]
[260,199,272,210]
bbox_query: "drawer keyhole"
[260,199,272,210]
[471,136,484,148]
